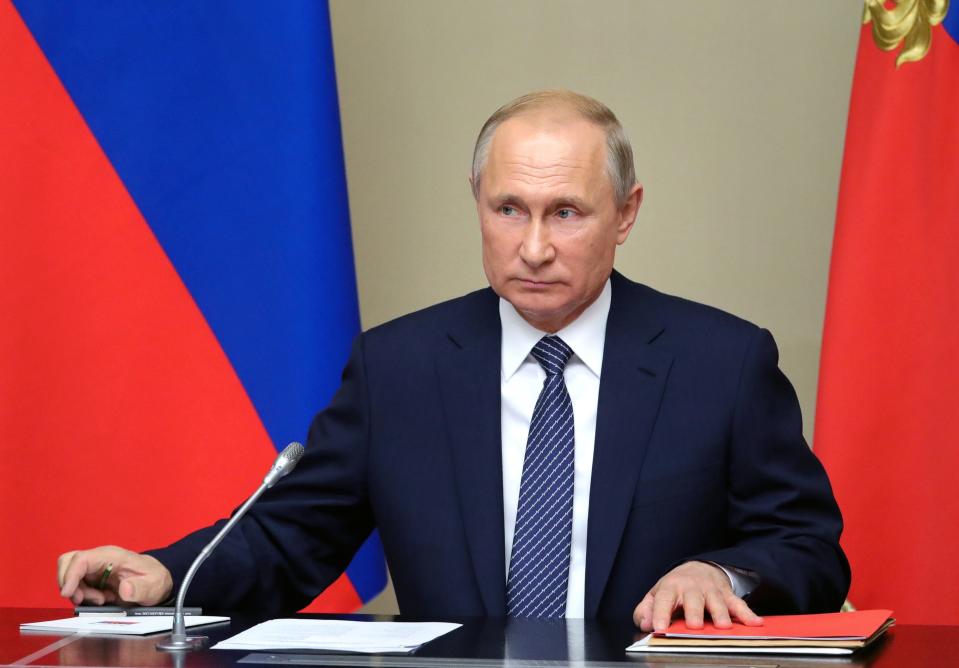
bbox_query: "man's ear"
[616,182,643,244]
[468,173,478,200]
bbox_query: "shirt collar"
[499,279,611,381]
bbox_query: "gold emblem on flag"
[863,0,950,66]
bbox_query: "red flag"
[815,4,959,625]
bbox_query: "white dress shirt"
[499,279,754,618]
[500,280,611,618]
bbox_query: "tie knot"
[531,336,573,376]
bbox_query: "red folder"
[664,609,894,641]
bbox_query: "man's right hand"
[57,546,173,606]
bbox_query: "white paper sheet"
[20,615,230,636]
[212,619,461,654]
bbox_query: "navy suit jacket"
[150,272,850,619]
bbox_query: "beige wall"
[329,0,863,613]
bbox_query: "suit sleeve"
[145,335,375,617]
[691,327,850,614]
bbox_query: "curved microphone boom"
[157,442,306,652]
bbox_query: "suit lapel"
[435,289,506,615]
[584,273,674,617]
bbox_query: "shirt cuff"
[709,561,759,598]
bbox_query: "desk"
[3,608,955,668]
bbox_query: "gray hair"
[470,89,636,205]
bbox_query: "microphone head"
[278,441,305,467]
[264,441,306,487]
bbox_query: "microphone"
[157,442,306,652]
[263,441,306,487]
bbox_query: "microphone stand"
[157,442,304,652]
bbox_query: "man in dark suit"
[58,90,849,631]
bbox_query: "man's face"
[475,112,642,332]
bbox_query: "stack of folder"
[628,609,894,656]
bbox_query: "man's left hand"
[633,561,763,632]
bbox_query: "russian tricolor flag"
[0,0,387,611]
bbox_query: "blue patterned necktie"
[506,335,575,618]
